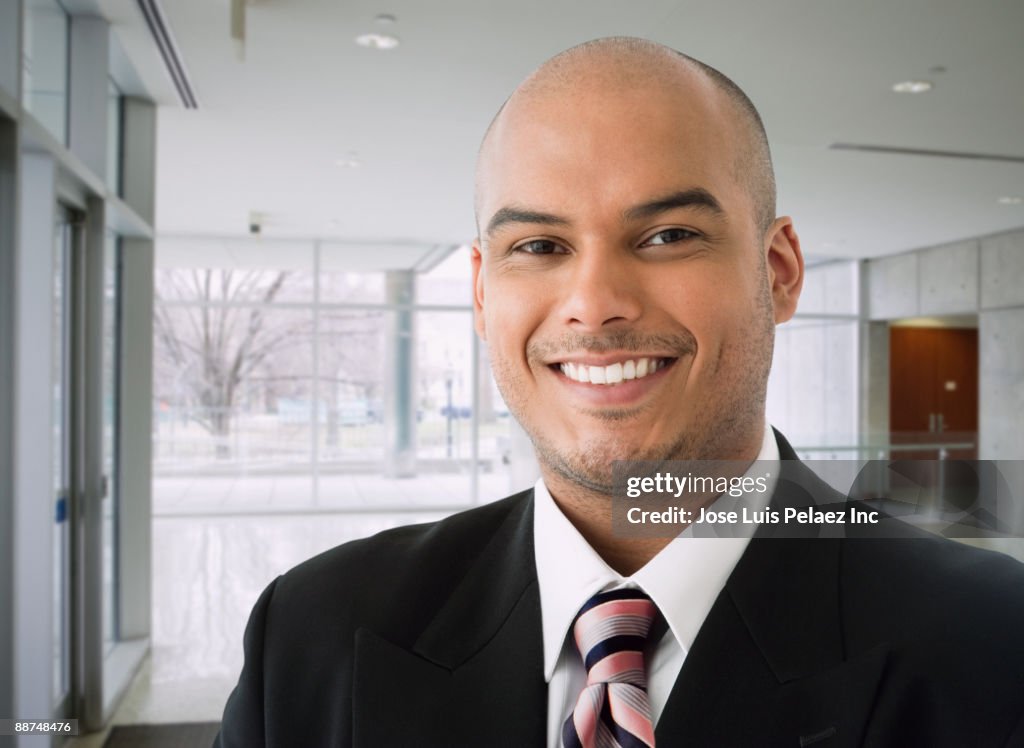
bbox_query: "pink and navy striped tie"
[562,589,658,748]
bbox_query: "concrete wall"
[867,238,982,319]
[863,227,1024,460]
[979,230,1024,459]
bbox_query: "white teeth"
[558,357,667,385]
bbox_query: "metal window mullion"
[69,210,88,729]
[312,241,320,506]
[471,318,480,505]
[154,298,472,313]
[77,196,106,731]
[111,237,123,643]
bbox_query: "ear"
[763,217,804,324]
[471,240,487,340]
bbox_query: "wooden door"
[889,326,978,459]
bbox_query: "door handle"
[928,413,936,433]
[937,413,944,434]
[55,494,68,523]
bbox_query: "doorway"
[52,203,78,719]
[889,320,978,459]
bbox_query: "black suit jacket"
[216,434,1024,747]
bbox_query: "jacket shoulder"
[842,532,1024,634]
[841,536,1024,742]
[266,489,533,644]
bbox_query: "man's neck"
[540,471,679,575]
[541,428,767,576]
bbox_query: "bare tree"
[318,310,384,452]
[154,268,300,457]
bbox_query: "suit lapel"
[352,492,547,748]
[352,433,893,746]
[657,440,890,746]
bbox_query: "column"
[385,270,416,478]
[13,151,57,743]
[118,238,153,639]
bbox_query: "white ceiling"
[109,0,1024,262]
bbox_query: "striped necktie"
[562,589,658,748]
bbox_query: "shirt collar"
[533,423,780,681]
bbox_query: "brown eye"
[513,240,565,255]
[641,228,698,246]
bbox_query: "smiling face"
[473,44,803,496]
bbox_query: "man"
[216,38,1024,747]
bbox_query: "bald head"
[476,37,776,235]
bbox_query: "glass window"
[22,0,69,144]
[152,239,521,513]
[150,239,531,697]
[416,245,472,306]
[156,238,314,304]
[153,300,315,511]
[476,343,522,502]
[414,310,474,503]
[52,210,73,708]
[102,231,120,651]
[318,269,385,304]
[316,309,388,505]
[319,242,386,303]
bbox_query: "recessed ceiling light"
[997,196,1023,205]
[355,32,400,50]
[892,80,933,94]
[335,152,361,169]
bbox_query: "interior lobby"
[2,1,1023,745]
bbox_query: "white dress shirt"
[533,424,781,748]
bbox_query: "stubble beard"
[490,296,775,494]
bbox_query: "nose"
[556,247,644,331]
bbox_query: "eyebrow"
[485,206,569,238]
[622,188,725,222]
[483,187,725,240]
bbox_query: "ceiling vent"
[829,143,1024,164]
[136,0,199,109]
